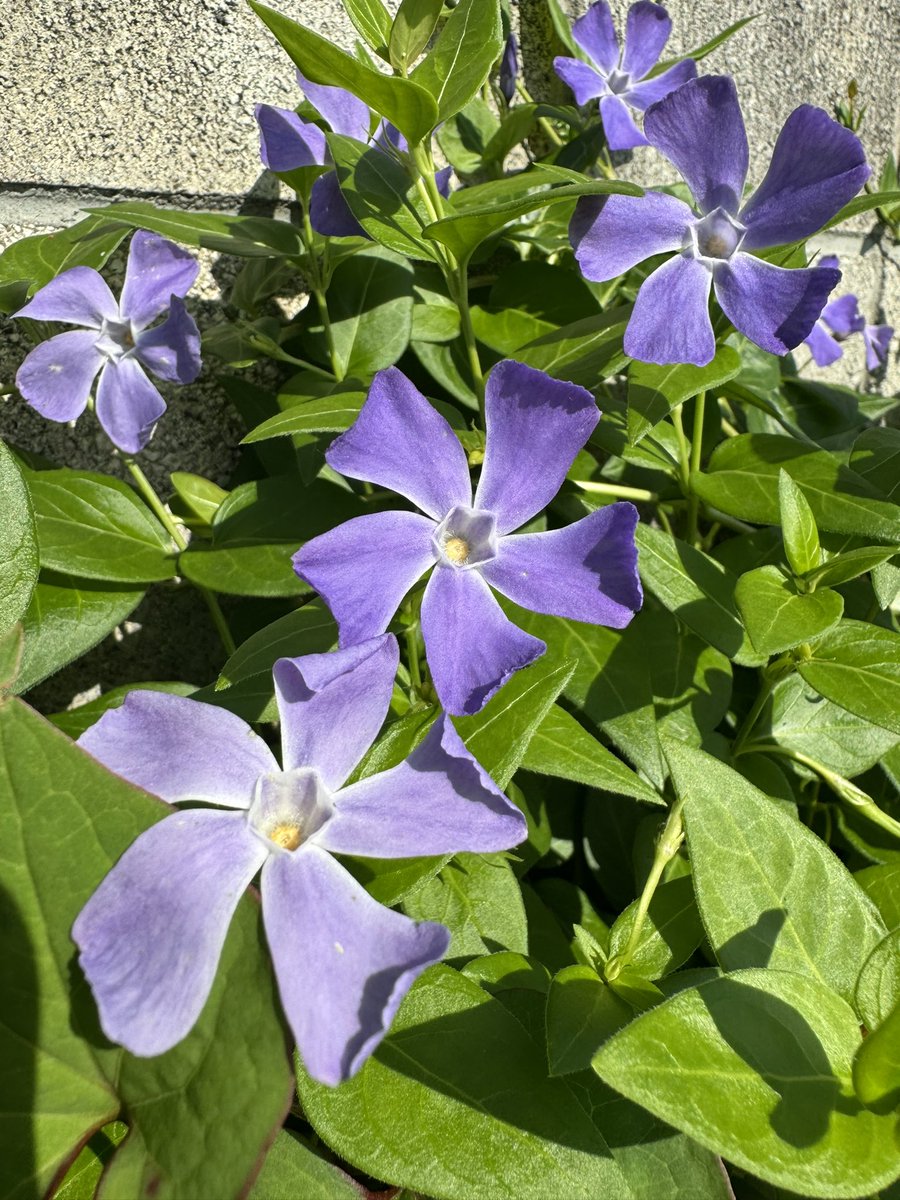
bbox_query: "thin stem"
[515,79,563,146]
[686,390,706,547]
[405,622,423,699]
[732,664,787,756]
[123,457,236,657]
[300,208,341,379]
[670,405,691,495]
[454,264,485,412]
[573,480,658,503]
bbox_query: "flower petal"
[644,75,748,214]
[739,107,870,250]
[255,103,327,171]
[821,293,864,339]
[15,330,102,422]
[119,231,200,331]
[481,503,642,629]
[572,1,619,73]
[474,359,599,535]
[73,809,268,1056]
[804,320,843,368]
[272,634,399,789]
[599,93,648,150]
[626,57,697,112]
[621,1,671,79]
[571,190,692,281]
[297,71,371,143]
[864,323,893,371]
[135,296,201,384]
[77,689,278,807]
[293,510,436,647]
[309,171,366,238]
[421,566,545,716]
[553,57,608,106]
[435,165,453,199]
[327,367,472,519]
[714,256,840,356]
[95,357,167,454]
[626,254,714,365]
[262,844,448,1085]
[15,266,118,328]
[318,714,527,857]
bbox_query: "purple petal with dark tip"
[474,359,599,535]
[571,190,692,281]
[293,511,435,648]
[482,503,642,629]
[572,1,619,73]
[297,71,371,143]
[553,57,608,106]
[77,689,278,807]
[15,266,118,329]
[644,75,748,214]
[821,293,863,339]
[327,367,472,519]
[318,713,526,857]
[136,296,201,384]
[255,103,328,171]
[119,231,200,331]
[715,256,840,356]
[621,1,671,80]
[16,330,103,422]
[626,254,714,365]
[73,809,268,1056]
[94,357,167,453]
[626,57,697,112]
[599,93,648,150]
[262,844,448,1085]
[421,566,545,716]
[864,323,893,371]
[272,635,399,790]
[739,107,870,250]
[804,320,843,367]
[309,170,366,238]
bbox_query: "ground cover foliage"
[2,0,900,1197]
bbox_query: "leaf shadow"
[0,879,38,1200]
[718,906,787,970]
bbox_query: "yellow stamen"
[269,823,302,851]
[444,536,470,564]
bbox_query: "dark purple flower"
[499,33,518,104]
[14,232,201,453]
[804,254,894,371]
[294,362,642,717]
[553,0,696,150]
[571,76,870,366]
[73,635,525,1085]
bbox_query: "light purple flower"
[553,0,696,151]
[293,361,642,717]
[804,255,894,371]
[73,635,526,1085]
[14,231,200,454]
[570,76,869,366]
[256,73,451,238]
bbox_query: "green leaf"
[779,467,821,576]
[651,15,756,73]
[405,852,528,957]
[734,565,843,656]
[666,740,886,1004]
[15,577,144,694]
[641,603,733,747]
[26,469,176,583]
[521,703,662,806]
[0,623,24,691]
[546,965,632,1076]
[342,0,392,58]
[411,0,502,122]
[593,968,900,1198]
[517,307,630,385]
[54,1122,128,1200]
[248,1130,361,1199]
[807,544,900,591]
[250,0,438,143]
[0,441,38,631]
[691,435,900,543]
[607,875,704,982]
[824,190,900,229]
[635,524,765,666]
[854,1000,900,1109]
[86,200,304,258]
[217,600,336,689]
[798,620,900,736]
[0,216,129,310]
[389,0,444,71]
[850,426,900,503]
[855,863,900,930]
[298,965,632,1199]
[242,383,367,444]
[855,929,900,1032]
[169,472,229,527]
[626,347,741,445]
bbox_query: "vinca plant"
[2,1,900,1198]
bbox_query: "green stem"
[515,79,563,146]
[405,622,423,699]
[573,480,658,502]
[670,405,691,495]
[123,457,236,657]
[454,264,485,412]
[300,208,341,379]
[686,390,706,547]
[732,661,790,756]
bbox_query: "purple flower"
[499,33,518,104]
[553,0,696,151]
[256,73,451,238]
[73,635,526,1085]
[293,361,642,717]
[570,76,870,366]
[14,232,201,454]
[804,255,894,371]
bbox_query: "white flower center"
[248,767,333,854]
[433,506,497,570]
[689,207,746,264]
[95,316,138,363]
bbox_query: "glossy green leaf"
[411,0,502,121]
[26,470,176,583]
[642,603,733,746]
[854,1000,900,1109]
[248,1130,361,1199]
[343,0,392,58]
[518,307,630,385]
[169,472,229,527]
[0,623,24,691]
[250,0,438,143]
[805,544,900,591]
[798,620,900,736]
[0,441,38,632]
[593,968,900,1198]
[855,863,900,930]
[54,1123,128,1200]
[652,15,756,73]
[298,965,632,1199]
[850,425,900,503]
[405,852,528,957]
[855,929,900,1032]
[389,0,444,70]
[546,965,632,1076]
[666,741,886,1004]
[824,190,900,229]
[87,201,304,258]
[626,347,741,445]
[607,875,704,982]
[734,565,843,656]
[779,467,821,576]
[0,216,129,307]
[217,600,336,690]
[242,384,367,445]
